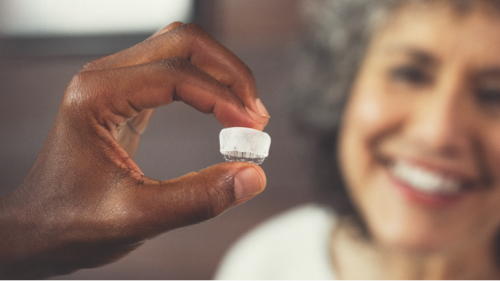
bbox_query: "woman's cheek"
[484,129,500,188]
[357,92,386,130]
[347,66,399,136]
[339,83,408,196]
[347,88,398,143]
[339,88,391,184]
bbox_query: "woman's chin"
[373,227,454,255]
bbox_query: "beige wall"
[199,0,303,46]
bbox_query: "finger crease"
[126,121,141,135]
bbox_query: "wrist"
[0,191,61,279]
[0,192,24,278]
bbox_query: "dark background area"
[0,0,322,279]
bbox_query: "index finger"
[82,23,270,123]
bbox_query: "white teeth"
[391,161,462,195]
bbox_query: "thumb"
[137,162,266,232]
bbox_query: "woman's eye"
[477,87,500,103]
[389,66,430,85]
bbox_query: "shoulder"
[215,204,338,280]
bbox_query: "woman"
[216,0,500,279]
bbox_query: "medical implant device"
[219,127,271,165]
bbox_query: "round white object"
[219,127,271,164]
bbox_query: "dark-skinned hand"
[0,22,269,279]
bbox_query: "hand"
[0,22,269,279]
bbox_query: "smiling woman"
[340,0,500,253]
[216,0,500,279]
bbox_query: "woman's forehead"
[379,0,500,34]
[370,1,500,67]
[390,0,500,18]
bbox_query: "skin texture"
[0,22,269,279]
[335,2,500,279]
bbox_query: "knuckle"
[63,71,101,113]
[173,22,210,45]
[182,22,206,37]
[96,195,147,239]
[80,60,102,72]
[239,63,256,83]
[160,57,192,73]
[189,172,234,222]
[64,72,89,106]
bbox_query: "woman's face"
[339,2,500,253]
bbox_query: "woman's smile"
[391,160,465,196]
[385,157,479,206]
[338,0,500,253]
[375,140,485,206]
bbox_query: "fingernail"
[255,98,270,118]
[245,99,270,124]
[246,106,267,124]
[234,167,264,203]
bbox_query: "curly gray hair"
[292,0,399,134]
[292,0,500,134]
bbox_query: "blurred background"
[0,0,320,279]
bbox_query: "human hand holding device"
[0,22,269,279]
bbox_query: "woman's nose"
[407,80,469,158]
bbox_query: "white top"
[214,204,338,280]
[219,127,271,156]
